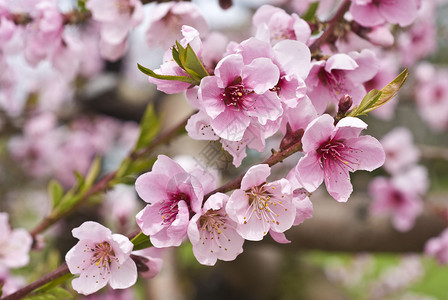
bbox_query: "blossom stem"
[30,112,194,241]
[1,264,70,300]
[204,138,303,199]
[309,0,351,53]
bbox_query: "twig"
[204,139,303,198]
[30,112,194,240]
[309,0,351,53]
[2,264,70,300]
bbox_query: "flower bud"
[338,94,353,115]
[219,0,233,9]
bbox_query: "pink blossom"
[24,0,64,66]
[188,193,244,265]
[380,127,420,174]
[226,164,296,241]
[0,212,32,269]
[414,63,448,131]
[397,0,437,66]
[295,114,385,202]
[131,247,164,279]
[102,184,139,232]
[425,228,448,265]
[369,166,428,231]
[306,49,379,114]
[0,266,25,297]
[65,221,137,295]
[146,1,208,49]
[86,0,143,49]
[233,37,311,109]
[252,4,311,45]
[135,155,207,247]
[350,0,419,27]
[366,25,394,47]
[198,53,281,141]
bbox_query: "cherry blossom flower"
[146,1,208,49]
[414,63,448,131]
[188,193,244,265]
[226,164,295,241]
[425,228,448,265]
[198,53,281,141]
[295,114,385,202]
[86,0,143,45]
[24,0,64,66]
[252,4,311,45]
[0,212,32,269]
[65,221,137,295]
[306,49,379,114]
[135,155,207,247]
[86,0,143,61]
[350,0,419,27]
[369,165,428,231]
[380,127,420,174]
[0,266,25,297]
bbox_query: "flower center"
[244,185,284,230]
[390,190,405,207]
[90,242,117,269]
[200,209,227,234]
[317,139,361,171]
[159,192,190,225]
[318,68,348,99]
[221,76,254,111]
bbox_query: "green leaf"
[137,63,198,85]
[172,46,182,69]
[347,68,408,117]
[80,156,101,194]
[302,2,319,22]
[48,180,64,209]
[365,68,408,113]
[178,43,209,81]
[347,89,382,117]
[135,104,161,151]
[131,231,153,251]
[23,287,73,300]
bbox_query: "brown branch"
[2,264,70,300]
[204,139,303,198]
[309,0,351,53]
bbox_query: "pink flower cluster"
[8,113,139,187]
[369,127,428,231]
[134,155,314,266]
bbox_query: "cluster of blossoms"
[1,0,448,298]
[369,127,428,232]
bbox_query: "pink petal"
[241,164,270,190]
[199,76,226,119]
[301,114,334,153]
[71,263,109,295]
[273,40,311,79]
[243,57,280,93]
[296,153,324,192]
[269,231,291,244]
[109,258,138,289]
[215,54,244,87]
[325,54,358,73]
[380,0,418,27]
[345,135,385,171]
[135,173,170,204]
[324,165,353,202]
[72,221,112,241]
[350,3,385,27]
[210,109,250,141]
[333,117,367,140]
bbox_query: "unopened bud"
[338,94,353,115]
[219,0,233,9]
